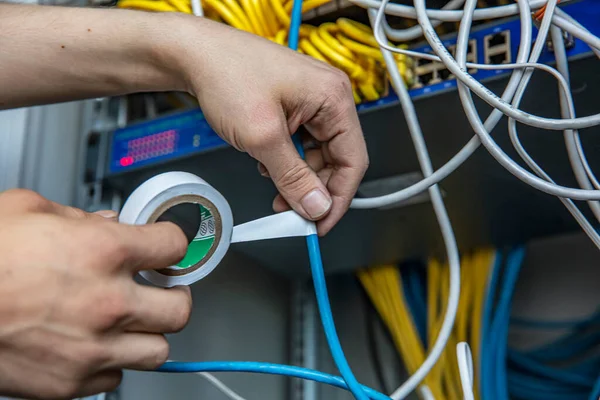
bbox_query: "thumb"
[259,136,332,221]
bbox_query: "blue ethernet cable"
[493,247,525,400]
[507,350,595,388]
[286,2,370,398]
[589,374,600,400]
[158,361,389,400]
[510,309,600,329]
[155,2,373,400]
[480,251,501,399]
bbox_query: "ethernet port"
[439,68,452,81]
[418,57,433,67]
[467,40,476,56]
[490,52,509,65]
[420,71,434,86]
[486,31,509,48]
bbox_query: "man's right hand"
[0,189,191,400]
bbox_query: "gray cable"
[367,10,461,400]
[383,0,465,42]
[549,23,600,221]
[350,0,548,21]
[414,0,600,200]
[501,6,600,246]
[553,8,600,59]
[552,13,600,53]
[352,0,535,209]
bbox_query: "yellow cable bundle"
[359,249,495,400]
[358,266,444,400]
[115,0,415,104]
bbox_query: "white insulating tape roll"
[119,171,233,287]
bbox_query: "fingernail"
[95,210,118,219]
[257,163,270,177]
[301,189,332,219]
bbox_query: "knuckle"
[362,153,370,172]
[244,115,284,154]
[65,206,88,219]
[167,224,189,261]
[328,68,352,93]
[94,291,131,329]
[98,231,128,266]
[104,371,124,392]
[277,163,313,192]
[1,188,49,212]
[171,301,192,333]
[150,336,170,368]
[80,342,111,367]
[52,379,80,400]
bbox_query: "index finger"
[303,78,369,235]
[112,221,188,271]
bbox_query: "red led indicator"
[120,156,134,167]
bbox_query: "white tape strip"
[231,210,316,243]
[119,171,315,287]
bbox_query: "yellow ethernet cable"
[165,0,192,13]
[239,0,266,35]
[203,0,251,31]
[117,0,178,12]
[319,23,357,60]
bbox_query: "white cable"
[197,372,248,400]
[191,0,204,16]
[457,342,475,400]
[498,4,600,247]
[350,0,548,21]
[383,0,465,42]
[546,13,600,223]
[413,0,600,201]
[552,13,600,52]
[351,1,600,132]
[550,24,600,191]
[368,10,461,400]
[352,0,534,210]
[552,8,600,59]
[418,385,436,400]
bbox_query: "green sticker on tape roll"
[175,205,216,269]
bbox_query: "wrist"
[121,12,194,94]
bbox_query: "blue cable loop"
[158,361,389,400]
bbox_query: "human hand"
[0,189,191,400]
[173,18,369,235]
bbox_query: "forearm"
[0,4,191,109]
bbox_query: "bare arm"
[0,4,187,108]
[0,4,368,234]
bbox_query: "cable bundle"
[481,248,600,400]
[358,248,494,400]
[115,0,413,104]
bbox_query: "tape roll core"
[119,172,233,287]
[147,194,223,277]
